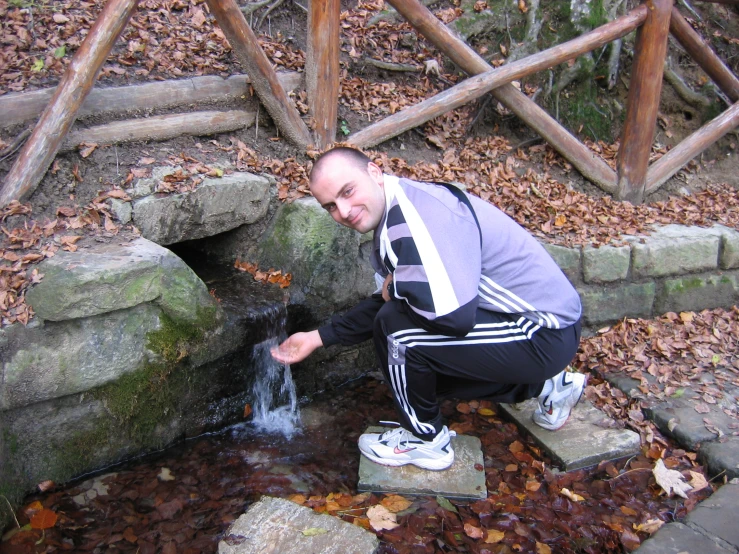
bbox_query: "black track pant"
[373,300,581,440]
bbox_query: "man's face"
[310,159,386,234]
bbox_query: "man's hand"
[382,273,393,302]
[271,330,323,365]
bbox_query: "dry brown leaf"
[560,488,585,502]
[485,529,505,544]
[380,495,412,513]
[652,459,692,498]
[366,504,399,531]
[464,522,484,539]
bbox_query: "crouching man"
[272,147,585,471]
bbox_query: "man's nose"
[336,199,351,219]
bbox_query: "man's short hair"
[310,147,373,184]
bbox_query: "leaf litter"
[2,374,716,553]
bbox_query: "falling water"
[249,303,301,438]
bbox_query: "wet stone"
[685,481,739,550]
[219,496,379,554]
[357,426,486,500]
[633,522,733,554]
[498,399,641,471]
[700,437,739,480]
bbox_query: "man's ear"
[367,162,384,185]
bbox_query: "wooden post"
[615,0,673,204]
[645,101,739,193]
[205,0,311,149]
[0,0,139,207]
[376,0,630,193]
[670,7,739,102]
[306,0,341,148]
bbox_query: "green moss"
[47,422,114,483]
[556,81,618,142]
[3,429,19,455]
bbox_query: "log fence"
[0,0,736,207]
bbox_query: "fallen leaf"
[485,529,505,544]
[436,495,458,513]
[30,509,57,530]
[288,494,307,505]
[477,408,495,416]
[633,518,664,534]
[157,467,175,481]
[560,488,585,502]
[301,527,328,536]
[381,495,412,513]
[536,542,552,554]
[366,505,399,531]
[694,403,710,414]
[652,459,692,498]
[243,404,252,418]
[464,523,483,539]
[688,471,709,492]
[509,441,524,453]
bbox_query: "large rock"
[132,172,270,245]
[257,196,376,314]
[628,224,720,278]
[26,237,214,323]
[219,496,379,554]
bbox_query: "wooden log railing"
[374,0,620,193]
[1,0,736,206]
[0,0,139,208]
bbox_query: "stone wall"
[542,224,739,328]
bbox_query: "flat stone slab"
[684,481,739,550]
[357,426,486,500]
[633,522,733,554]
[498,399,641,471]
[218,496,379,554]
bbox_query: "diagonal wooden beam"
[616,0,673,204]
[355,0,626,193]
[205,0,312,149]
[670,6,739,102]
[646,101,739,193]
[0,0,140,207]
[306,0,341,148]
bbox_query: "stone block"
[629,224,720,278]
[579,282,655,325]
[634,522,732,554]
[685,481,739,549]
[700,437,739,480]
[25,237,218,324]
[498,399,641,471]
[108,198,132,224]
[133,171,270,245]
[358,427,486,500]
[645,396,736,451]
[656,272,738,314]
[716,224,739,269]
[582,245,630,283]
[541,243,581,282]
[218,496,379,554]
[1,304,161,410]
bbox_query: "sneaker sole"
[533,373,589,431]
[359,449,454,471]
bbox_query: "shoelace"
[378,421,456,445]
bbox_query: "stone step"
[218,496,379,554]
[498,399,641,471]
[357,426,487,500]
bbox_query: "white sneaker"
[533,369,587,431]
[358,424,456,471]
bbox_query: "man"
[272,147,585,471]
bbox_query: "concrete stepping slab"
[218,496,379,554]
[684,481,739,551]
[498,399,641,471]
[633,522,734,554]
[357,426,487,500]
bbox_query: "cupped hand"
[270,330,323,365]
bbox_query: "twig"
[604,467,652,482]
[678,0,702,21]
[1,495,20,528]
[467,95,493,132]
[293,0,307,12]
[663,63,712,108]
[256,0,284,30]
[514,136,543,150]
[0,129,31,163]
[363,57,422,72]
[240,0,271,16]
